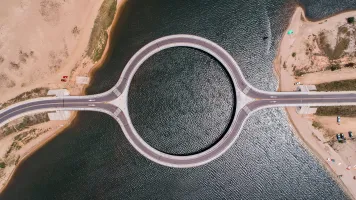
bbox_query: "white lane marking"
[113,89,121,97]
[0,101,103,121]
[243,86,250,94]
[114,108,121,116]
[89,99,95,102]
[243,106,251,114]
[0,103,63,121]
[270,96,277,98]
[270,101,276,103]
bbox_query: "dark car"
[349,131,353,138]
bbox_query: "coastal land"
[0,0,127,193]
[275,7,356,199]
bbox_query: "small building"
[48,111,71,121]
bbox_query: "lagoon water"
[1,0,356,199]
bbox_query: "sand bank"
[276,6,356,199]
[0,0,127,193]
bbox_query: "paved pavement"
[2,34,356,168]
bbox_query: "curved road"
[2,34,356,168]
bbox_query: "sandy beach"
[0,0,127,193]
[276,7,356,200]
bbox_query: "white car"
[294,82,301,85]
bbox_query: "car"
[340,133,345,139]
[294,82,301,85]
[60,79,66,82]
[349,131,353,138]
[336,134,341,140]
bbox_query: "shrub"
[347,17,355,24]
[344,63,354,68]
[326,64,341,71]
[292,52,296,57]
[312,121,323,129]
[283,62,287,69]
[0,162,5,168]
[294,69,306,76]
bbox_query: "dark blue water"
[2,0,356,199]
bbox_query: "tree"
[0,162,6,168]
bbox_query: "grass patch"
[312,120,323,129]
[86,0,117,62]
[333,37,350,59]
[316,106,356,117]
[316,79,356,91]
[0,113,49,139]
[0,162,5,168]
[338,26,348,34]
[318,31,350,60]
[0,87,49,109]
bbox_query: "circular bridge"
[2,34,356,168]
[112,35,253,168]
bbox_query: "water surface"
[1,0,355,199]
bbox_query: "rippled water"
[2,0,356,199]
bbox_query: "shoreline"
[274,6,356,200]
[0,0,127,194]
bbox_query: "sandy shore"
[276,6,356,200]
[0,0,127,193]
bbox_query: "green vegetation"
[0,87,49,109]
[312,120,323,129]
[318,31,350,60]
[292,52,296,57]
[0,113,49,139]
[325,63,341,71]
[0,162,5,168]
[294,69,306,77]
[316,106,356,117]
[338,26,348,34]
[316,79,356,91]
[86,0,117,62]
[347,17,355,24]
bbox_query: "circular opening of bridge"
[128,47,236,156]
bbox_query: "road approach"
[1,34,356,168]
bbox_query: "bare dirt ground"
[0,0,106,102]
[0,119,67,189]
[0,0,126,193]
[277,7,356,199]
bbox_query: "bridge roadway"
[2,34,356,168]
